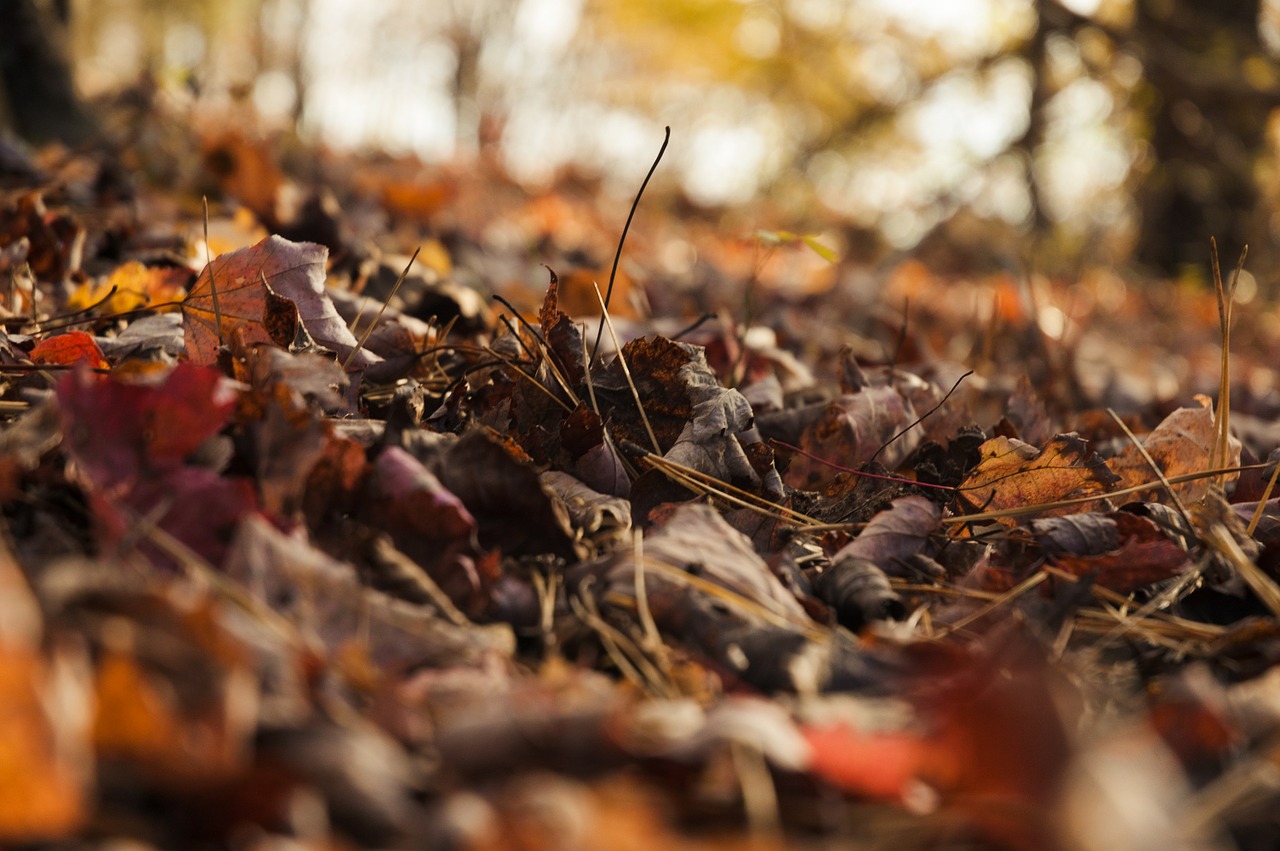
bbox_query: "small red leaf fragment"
[31,331,108,370]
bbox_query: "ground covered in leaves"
[8,126,1280,851]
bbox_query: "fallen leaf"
[1046,511,1192,594]
[1110,396,1241,506]
[30,331,108,370]
[0,545,88,843]
[830,495,941,568]
[183,234,379,370]
[801,723,927,802]
[957,433,1118,519]
[57,362,238,490]
[66,261,189,315]
[783,386,920,490]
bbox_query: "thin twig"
[595,283,661,453]
[202,196,224,347]
[344,246,419,370]
[591,126,670,361]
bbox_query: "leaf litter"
[4,132,1280,851]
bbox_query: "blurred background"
[6,0,1280,285]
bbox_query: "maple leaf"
[56,363,256,566]
[183,235,379,371]
[57,362,238,491]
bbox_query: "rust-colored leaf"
[1047,511,1192,594]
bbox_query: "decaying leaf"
[1038,510,1193,594]
[784,385,920,490]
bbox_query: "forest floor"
[5,109,1280,851]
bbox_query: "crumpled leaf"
[429,429,583,561]
[812,557,904,631]
[597,336,774,494]
[957,433,1118,519]
[665,352,764,491]
[560,403,631,498]
[1110,396,1241,506]
[1037,511,1192,594]
[784,385,920,490]
[540,470,632,556]
[183,234,380,370]
[830,495,941,569]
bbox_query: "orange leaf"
[957,433,1118,518]
[30,331,108,370]
[0,550,86,842]
[102,261,189,313]
[1109,396,1240,506]
[801,723,927,802]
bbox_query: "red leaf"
[30,331,108,370]
[57,363,238,491]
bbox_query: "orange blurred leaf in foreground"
[90,596,252,787]
[30,331,108,370]
[0,548,87,843]
[801,724,928,803]
[957,433,1118,518]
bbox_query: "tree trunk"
[0,0,98,145]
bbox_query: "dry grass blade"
[493,293,582,407]
[639,449,822,527]
[1247,459,1280,536]
[1094,565,1205,649]
[201,196,224,347]
[934,570,1047,637]
[1209,239,1246,486]
[571,581,677,698]
[1180,743,1280,838]
[1204,522,1280,618]
[344,245,419,370]
[485,346,575,413]
[632,531,662,652]
[1107,406,1194,529]
[594,282,661,453]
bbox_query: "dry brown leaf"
[1110,395,1241,506]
